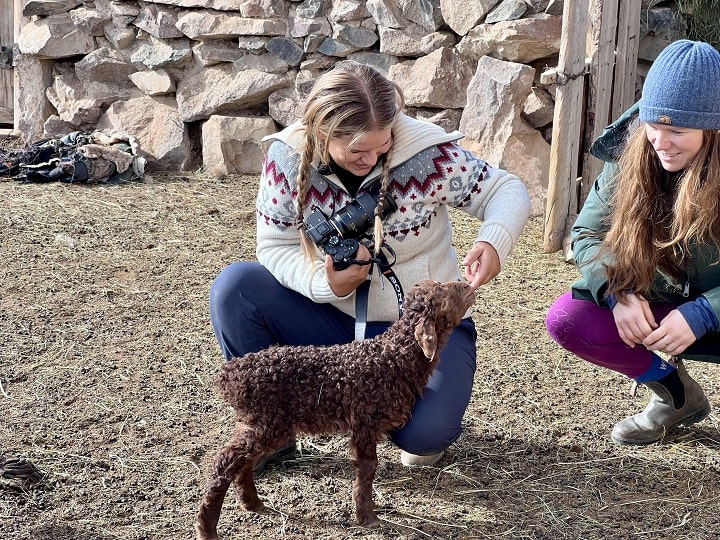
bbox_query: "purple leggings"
[546,292,720,378]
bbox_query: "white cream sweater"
[256,114,531,322]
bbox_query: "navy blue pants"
[208,261,477,455]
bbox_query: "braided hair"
[294,60,404,258]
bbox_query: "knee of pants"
[389,386,465,455]
[389,319,475,455]
[210,261,262,304]
[209,262,276,358]
[545,291,584,349]
[389,415,462,455]
[209,262,271,325]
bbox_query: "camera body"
[305,191,397,270]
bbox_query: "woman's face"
[645,123,705,172]
[327,128,392,176]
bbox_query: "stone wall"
[14,0,685,215]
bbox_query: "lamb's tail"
[216,357,252,405]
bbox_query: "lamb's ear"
[414,318,438,360]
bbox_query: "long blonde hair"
[603,124,720,298]
[294,60,405,258]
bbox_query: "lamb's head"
[403,280,475,361]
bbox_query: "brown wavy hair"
[603,124,720,298]
[293,60,405,258]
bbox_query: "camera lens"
[330,193,376,237]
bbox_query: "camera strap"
[354,247,404,341]
[354,274,372,341]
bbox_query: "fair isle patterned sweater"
[256,113,531,322]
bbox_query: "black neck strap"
[354,247,403,340]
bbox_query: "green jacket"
[571,102,720,323]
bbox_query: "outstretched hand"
[462,241,500,291]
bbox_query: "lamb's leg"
[233,432,294,506]
[232,458,264,511]
[349,435,380,527]
[195,424,265,540]
[195,472,230,540]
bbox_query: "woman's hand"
[612,293,658,347]
[325,243,372,297]
[642,309,695,355]
[462,241,501,291]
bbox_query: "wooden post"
[542,0,589,253]
[611,0,641,121]
[0,0,13,125]
[580,0,619,205]
[13,0,24,130]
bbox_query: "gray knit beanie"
[639,39,720,130]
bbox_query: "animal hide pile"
[0,130,146,184]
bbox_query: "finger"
[617,326,637,348]
[462,261,476,277]
[469,272,483,291]
[623,320,648,343]
[635,315,656,334]
[642,328,667,349]
[463,268,483,290]
[640,300,658,329]
[324,254,335,273]
[651,336,679,353]
[667,342,688,355]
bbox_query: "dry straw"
[1,170,720,539]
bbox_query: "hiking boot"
[400,450,445,467]
[611,359,711,445]
[252,440,297,476]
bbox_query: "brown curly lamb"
[195,279,476,539]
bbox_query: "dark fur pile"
[195,280,475,539]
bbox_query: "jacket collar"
[589,101,641,163]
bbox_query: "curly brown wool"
[195,280,475,540]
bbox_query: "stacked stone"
[14,0,684,214]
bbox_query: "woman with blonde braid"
[209,60,530,469]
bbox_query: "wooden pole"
[0,0,13,125]
[611,0,641,121]
[542,0,589,253]
[13,0,24,130]
[580,0,619,206]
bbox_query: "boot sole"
[680,406,712,427]
[611,406,712,446]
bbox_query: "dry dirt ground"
[2,159,720,539]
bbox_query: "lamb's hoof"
[358,513,381,528]
[242,500,266,513]
[194,521,219,540]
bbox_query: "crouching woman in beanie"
[546,40,720,445]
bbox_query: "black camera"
[304,191,397,270]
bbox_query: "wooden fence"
[0,0,15,130]
[543,0,642,255]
